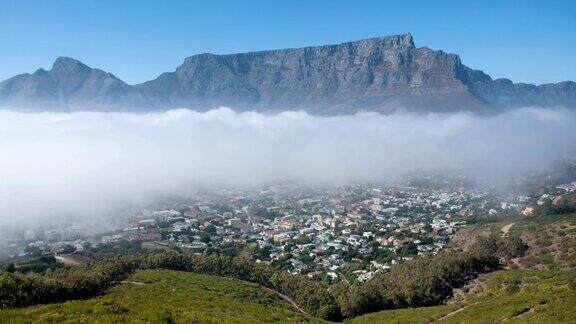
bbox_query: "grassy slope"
[353,213,576,323]
[510,213,576,270]
[352,269,576,323]
[0,269,321,323]
[2,214,574,323]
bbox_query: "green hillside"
[1,214,574,323]
[352,213,576,323]
[351,268,576,323]
[0,269,320,323]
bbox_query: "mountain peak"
[51,57,92,75]
[377,33,414,47]
[348,33,415,48]
[1,34,574,113]
[401,33,414,47]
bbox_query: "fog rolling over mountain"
[1,34,574,114]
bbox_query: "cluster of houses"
[3,183,536,282]
[557,181,576,193]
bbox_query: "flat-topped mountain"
[0,34,574,114]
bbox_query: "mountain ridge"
[1,34,574,114]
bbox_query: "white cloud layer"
[0,107,575,228]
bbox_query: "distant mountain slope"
[463,67,576,109]
[0,34,574,114]
[0,57,141,111]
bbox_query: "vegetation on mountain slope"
[0,253,341,320]
[352,213,576,323]
[0,235,520,321]
[0,269,319,323]
[352,268,576,323]
[1,213,572,322]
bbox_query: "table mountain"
[0,34,574,114]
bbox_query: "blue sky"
[0,0,574,85]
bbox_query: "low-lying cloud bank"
[0,107,575,228]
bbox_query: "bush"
[0,252,342,321]
[337,238,503,318]
[0,235,524,320]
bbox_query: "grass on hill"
[0,269,321,323]
[351,268,576,323]
[2,214,574,323]
[509,213,576,270]
[352,212,576,323]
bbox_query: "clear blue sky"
[0,0,574,85]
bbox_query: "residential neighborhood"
[2,179,549,283]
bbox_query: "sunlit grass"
[0,269,319,323]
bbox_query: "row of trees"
[0,235,528,320]
[537,192,576,215]
[0,252,341,320]
[334,235,527,318]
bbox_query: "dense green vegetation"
[536,192,576,216]
[0,269,319,323]
[351,213,576,323]
[0,252,341,320]
[2,213,572,322]
[352,269,576,323]
[334,237,512,318]
[0,247,63,275]
[510,213,576,270]
[0,234,526,321]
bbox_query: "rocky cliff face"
[0,34,574,114]
[136,34,486,114]
[468,74,576,108]
[0,57,139,111]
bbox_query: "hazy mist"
[0,107,575,228]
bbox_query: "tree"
[1,262,15,273]
[199,232,211,243]
[497,236,528,259]
[25,246,42,257]
[251,245,272,260]
[204,225,217,235]
[62,244,76,254]
[397,242,418,257]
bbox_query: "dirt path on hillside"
[501,222,516,237]
[263,287,306,314]
[436,304,470,321]
[120,281,148,285]
[436,302,483,321]
[55,255,82,266]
